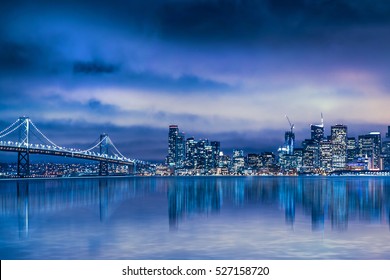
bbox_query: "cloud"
[0,40,52,74]
[2,0,390,163]
[73,61,119,75]
[153,0,390,46]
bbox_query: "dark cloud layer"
[4,1,390,43]
[0,41,52,74]
[73,61,119,75]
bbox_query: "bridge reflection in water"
[1,178,141,238]
[0,177,390,239]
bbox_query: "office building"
[346,137,357,163]
[284,131,295,155]
[331,125,347,169]
[167,125,179,167]
[210,141,220,169]
[293,148,303,171]
[232,149,245,173]
[167,125,185,168]
[302,150,314,172]
[302,139,319,168]
[319,139,332,170]
[247,153,260,169]
[185,137,197,168]
[358,132,382,170]
[311,122,324,143]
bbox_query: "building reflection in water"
[1,177,390,236]
[168,178,222,231]
[309,180,325,231]
[278,178,298,227]
[329,180,348,231]
[168,177,390,232]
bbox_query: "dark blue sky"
[1,0,390,161]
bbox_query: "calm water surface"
[0,176,389,259]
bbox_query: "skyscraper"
[309,115,324,170]
[310,116,324,143]
[319,139,332,170]
[284,131,295,155]
[167,125,185,168]
[176,131,186,168]
[358,132,382,170]
[382,129,390,170]
[302,139,318,169]
[167,125,179,166]
[247,153,260,169]
[331,124,347,169]
[232,149,245,173]
[210,141,220,169]
[196,139,209,170]
[185,137,198,168]
[346,137,357,163]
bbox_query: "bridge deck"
[0,145,134,165]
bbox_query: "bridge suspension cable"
[28,119,63,149]
[78,135,109,153]
[0,119,20,136]
[107,137,127,159]
[0,121,25,139]
[0,117,136,166]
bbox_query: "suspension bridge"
[0,117,137,177]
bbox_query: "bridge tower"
[17,117,30,177]
[99,133,109,176]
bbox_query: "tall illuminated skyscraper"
[167,125,178,166]
[358,132,382,170]
[284,131,295,155]
[302,139,318,169]
[310,116,324,143]
[331,124,347,169]
[167,125,185,167]
[210,141,220,169]
[346,137,357,163]
[185,137,198,168]
[176,131,186,168]
[319,139,332,170]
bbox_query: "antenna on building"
[321,112,324,127]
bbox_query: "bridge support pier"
[17,151,30,177]
[98,133,109,176]
[17,116,30,177]
[130,163,136,175]
[99,161,109,176]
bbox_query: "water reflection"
[0,178,144,239]
[99,180,108,221]
[168,178,222,231]
[1,177,390,237]
[167,177,390,232]
[17,181,29,238]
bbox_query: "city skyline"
[0,115,390,164]
[2,1,390,161]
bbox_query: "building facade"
[331,125,347,170]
